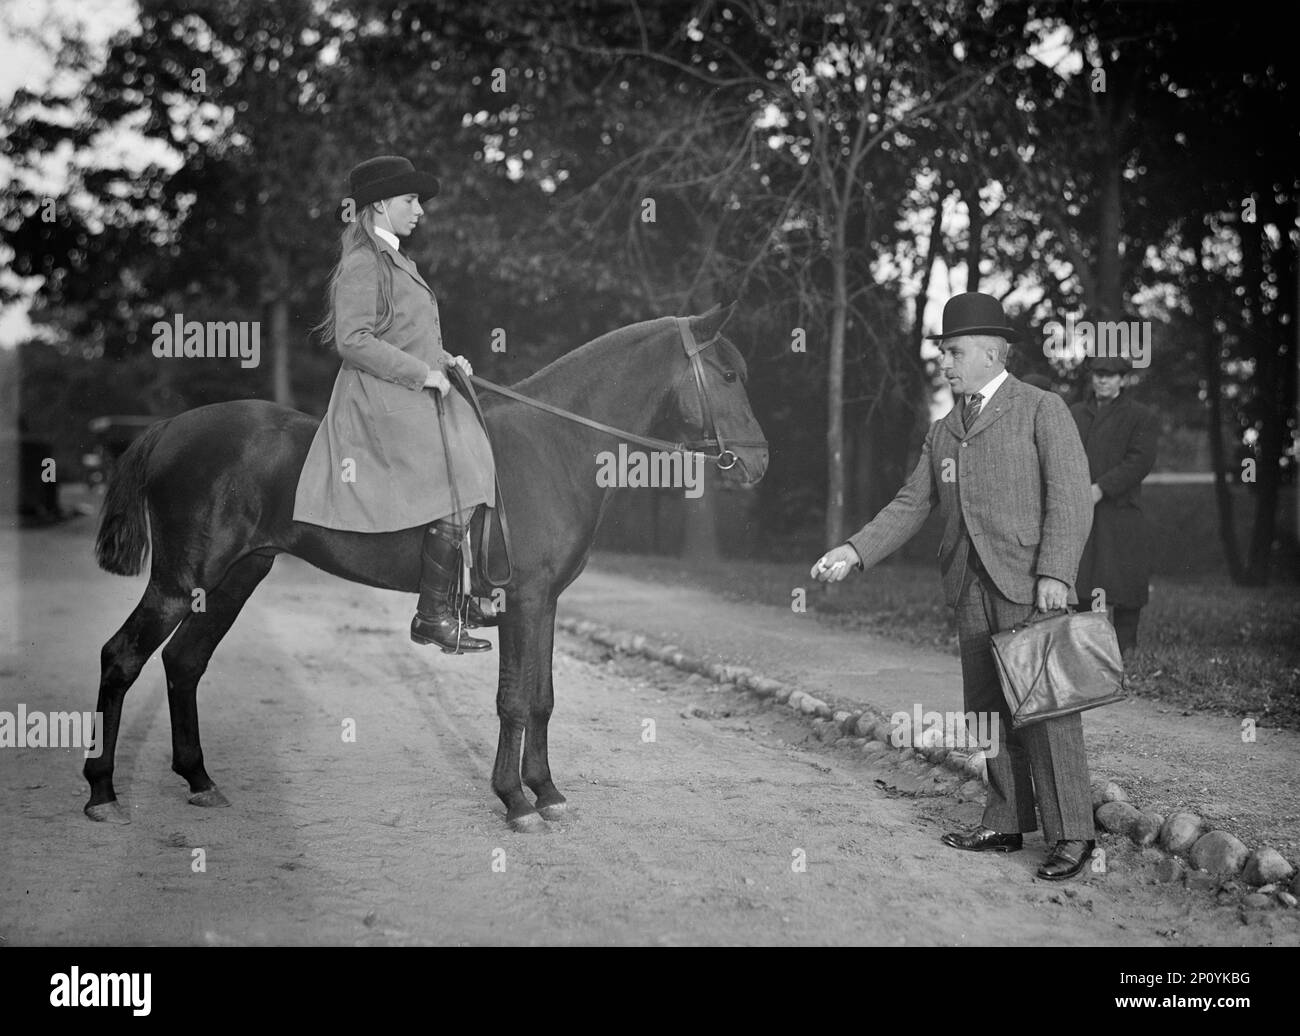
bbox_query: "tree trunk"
[1197,231,1246,583]
[270,295,293,407]
[1095,138,1123,320]
[825,233,848,548]
[1241,198,1289,584]
[964,184,983,292]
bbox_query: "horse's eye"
[723,370,737,383]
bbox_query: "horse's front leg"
[491,598,546,833]
[521,597,566,820]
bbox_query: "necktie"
[962,392,982,433]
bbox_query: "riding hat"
[336,155,439,222]
[925,292,1021,343]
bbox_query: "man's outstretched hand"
[811,544,861,582]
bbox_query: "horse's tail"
[94,419,170,576]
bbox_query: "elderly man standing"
[812,292,1097,881]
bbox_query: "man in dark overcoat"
[1069,356,1160,659]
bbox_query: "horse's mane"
[510,314,746,394]
[510,316,669,393]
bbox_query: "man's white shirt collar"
[968,367,1009,404]
[374,226,400,251]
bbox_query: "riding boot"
[411,521,492,653]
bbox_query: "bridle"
[464,316,767,471]
[670,316,769,470]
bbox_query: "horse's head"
[661,302,769,486]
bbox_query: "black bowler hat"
[1089,354,1132,374]
[925,292,1021,343]
[336,155,439,222]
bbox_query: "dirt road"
[1,519,1295,945]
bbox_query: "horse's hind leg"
[160,553,276,808]
[521,598,567,821]
[84,583,191,823]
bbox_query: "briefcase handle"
[1004,606,1071,635]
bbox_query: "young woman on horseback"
[293,155,495,653]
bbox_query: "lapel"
[965,374,1016,440]
[376,236,435,298]
[944,373,1018,442]
[1076,396,1098,442]
[1089,391,1126,438]
[942,402,965,442]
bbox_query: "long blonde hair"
[313,204,395,345]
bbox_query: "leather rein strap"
[466,317,765,469]
[454,316,768,589]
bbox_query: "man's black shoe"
[1037,839,1095,881]
[941,826,1023,853]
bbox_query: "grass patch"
[588,551,1300,731]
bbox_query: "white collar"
[374,226,400,252]
[967,367,1009,404]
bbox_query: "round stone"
[1096,800,1142,837]
[1189,830,1250,876]
[1158,812,1204,854]
[1130,812,1163,847]
[1242,847,1295,886]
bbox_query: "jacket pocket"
[1016,524,1042,546]
[366,371,433,413]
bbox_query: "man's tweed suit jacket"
[847,375,1093,607]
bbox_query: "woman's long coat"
[293,236,494,532]
[1069,391,1159,607]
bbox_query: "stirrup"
[464,596,500,629]
[410,610,491,653]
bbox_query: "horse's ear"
[692,300,737,340]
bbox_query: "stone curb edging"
[554,618,990,797]
[558,615,1300,912]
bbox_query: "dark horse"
[87,304,767,831]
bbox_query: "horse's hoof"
[538,802,568,821]
[85,801,131,825]
[187,787,230,808]
[508,811,549,834]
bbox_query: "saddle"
[449,367,513,596]
[468,497,511,596]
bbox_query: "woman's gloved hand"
[447,355,473,378]
[423,368,451,395]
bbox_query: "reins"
[447,317,768,593]
[465,318,767,471]
[464,374,700,457]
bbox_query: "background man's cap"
[1089,355,1132,373]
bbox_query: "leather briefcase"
[990,608,1126,729]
